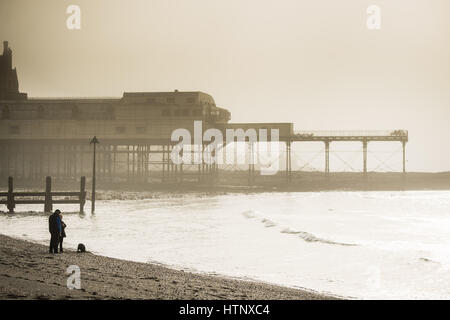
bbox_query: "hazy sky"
[1,0,449,172]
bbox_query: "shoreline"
[3,172,450,198]
[0,234,336,300]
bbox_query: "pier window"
[136,126,146,134]
[115,126,126,134]
[9,125,20,134]
[71,105,80,119]
[37,105,45,119]
[106,105,115,119]
[192,108,201,117]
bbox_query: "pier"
[288,130,408,176]
[0,42,409,186]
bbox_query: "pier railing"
[292,130,408,142]
[294,130,408,137]
[0,176,86,213]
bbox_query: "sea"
[1,190,450,299]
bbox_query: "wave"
[242,210,357,246]
[261,218,276,228]
[280,228,356,246]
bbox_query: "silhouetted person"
[48,209,62,254]
[59,213,66,253]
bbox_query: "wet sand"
[0,234,333,300]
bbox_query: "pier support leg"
[63,145,66,180]
[13,145,17,178]
[127,145,130,182]
[108,145,112,183]
[137,145,141,182]
[363,140,368,174]
[197,144,201,183]
[0,145,3,178]
[80,144,84,178]
[167,145,172,183]
[180,147,183,184]
[22,144,25,179]
[39,146,43,181]
[80,176,86,213]
[212,146,218,184]
[144,145,148,183]
[0,145,3,179]
[5,145,10,179]
[162,145,166,183]
[324,141,330,175]
[132,145,136,181]
[286,141,292,182]
[7,176,14,213]
[56,145,60,180]
[202,144,206,182]
[248,141,255,185]
[113,145,116,180]
[73,145,77,179]
[169,145,173,183]
[402,141,406,174]
[91,139,97,214]
[44,176,52,213]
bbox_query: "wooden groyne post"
[7,176,15,213]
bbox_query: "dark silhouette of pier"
[0,42,408,186]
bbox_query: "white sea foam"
[279,227,356,246]
[242,209,354,245]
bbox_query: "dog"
[77,243,86,253]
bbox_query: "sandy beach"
[0,234,333,300]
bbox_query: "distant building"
[0,41,293,183]
[0,42,234,140]
[0,41,27,101]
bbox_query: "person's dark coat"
[48,213,61,235]
[49,211,62,253]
